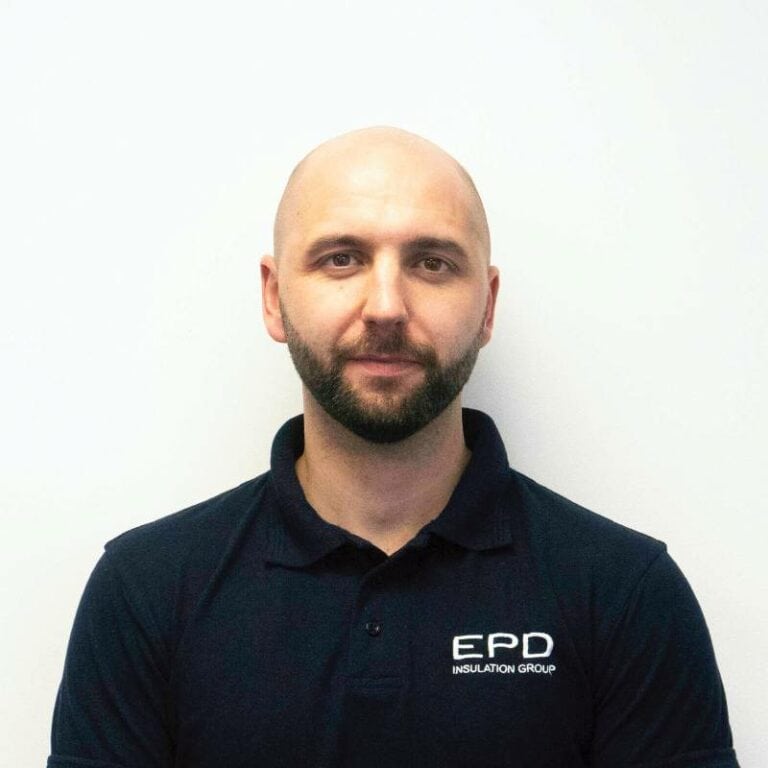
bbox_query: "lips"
[347,356,422,376]
[352,355,418,364]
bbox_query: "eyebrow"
[304,235,470,263]
[304,236,368,260]
[407,237,469,262]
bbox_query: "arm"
[48,552,174,768]
[589,550,738,767]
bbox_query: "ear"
[260,254,287,343]
[480,266,500,347]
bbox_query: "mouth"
[347,356,422,377]
[353,354,419,363]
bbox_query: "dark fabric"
[48,409,739,767]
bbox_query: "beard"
[281,304,483,444]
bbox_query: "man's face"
[262,133,498,443]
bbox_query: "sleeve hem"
[48,756,132,768]
[626,746,739,768]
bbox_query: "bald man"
[49,128,739,768]
[262,127,498,555]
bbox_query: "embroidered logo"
[451,632,556,675]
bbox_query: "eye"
[418,255,452,273]
[324,252,358,268]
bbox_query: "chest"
[170,548,592,767]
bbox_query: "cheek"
[419,293,485,348]
[282,286,354,343]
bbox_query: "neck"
[295,394,471,556]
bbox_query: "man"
[48,127,739,767]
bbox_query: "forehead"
[282,144,483,253]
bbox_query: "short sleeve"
[48,552,173,768]
[590,549,739,768]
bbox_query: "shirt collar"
[265,408,515,567]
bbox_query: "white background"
[1,1,765,764]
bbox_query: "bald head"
[272,126,490,265]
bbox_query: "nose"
[360,255,409,328]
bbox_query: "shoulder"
[507,467,666,569]
[105,473,270,564]
[97,473,272,638]
[505,468,673,641]
[502,469,688,676]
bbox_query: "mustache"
[336,330,438,365]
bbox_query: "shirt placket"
[334,540,425,766]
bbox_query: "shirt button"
[365,621,383,637]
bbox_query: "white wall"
[1,1,765,764]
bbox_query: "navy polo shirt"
[49,409,739,767]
